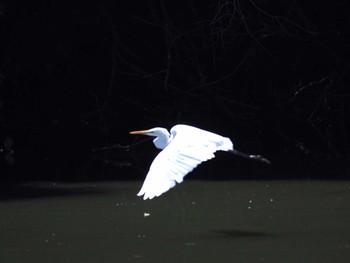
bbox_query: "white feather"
[137,125,233,200]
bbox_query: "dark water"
[1,180,350,262]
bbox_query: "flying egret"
[130,124,270,200]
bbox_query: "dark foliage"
[1,0,349,181]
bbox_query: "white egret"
[130,124,270,200]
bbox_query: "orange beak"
[129,130,150,135]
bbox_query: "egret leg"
[229,149,271,164]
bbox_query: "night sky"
[1,0,349,181]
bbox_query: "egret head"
[130,127,171,149]
[130,127,169,137]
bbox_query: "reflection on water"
[1,180,349,262]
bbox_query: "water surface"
[1,180,349,262]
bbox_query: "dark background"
[1,0,349,182]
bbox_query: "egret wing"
[137,130,231,200]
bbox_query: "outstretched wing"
[137,125,233,200]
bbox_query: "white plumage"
[130,124,233,200]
